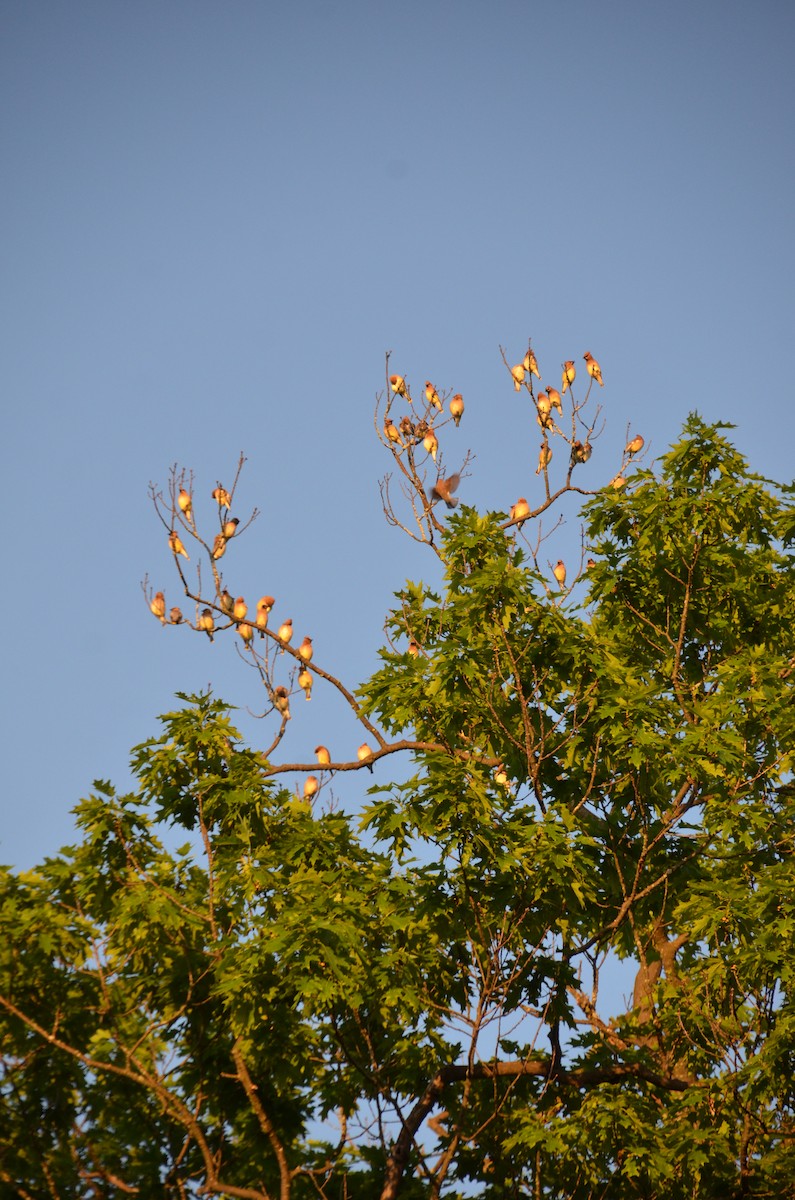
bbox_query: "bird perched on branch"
[511,364,525,391]
[198,609,215,641]
[233,597,248,621]
[212,486,232,508]
[222,517,239,539]
[553,560,567,588]
[298,667,313,700]
[384,417,401,445]
[273,686,291,720]
[449,393,464,426]
[561,361,576,393]
[298,636,313,663]
[425,382,442,411]
[277,618,293,648]
[430,474,460,508]
[169,530,189,559]
[545,386,562,415]
[510,497,530,526]
[219,589,234,616]
[170,606,183,624]
[178,489,192,521]
[390,374,408,398]
[625,434,645,456]
[303,775,319,801]
[583,351,604,386]
[238,621,253,646]
[358,743,374,773]
[523,348,541,380]
[212,534,226,560]
[423,428,439,462]
[315,745,331,766]
[536,444,552,474]
[150,592,166,624]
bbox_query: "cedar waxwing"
[273,686,291,720]
[583,352,604,386]
[298,636,313,663]
[546,386,562,415]
[430,474,460,508]
[609,474,626,490]
[571,440,592,465]
[494,764,509,788]
[233,597,248,621]
[303,775,319,801]
[523,348,541,380]
[178,488,192,521]
[219,589,234,616]
[357,743,374,773]
[536,444,552,474]
[257,595,276,614]
[277,618,293,647]
[536,394,553,428]
[384,417,401,445]
[150,591,166,624]
[553,560,567,587]
[625,434,645,456]
[212,534,226,560]
[423,428,438,462]
[407,638,420,657]
[169,530,189,559]
[561,361,576,393]
[238,621,254,646]
[170,606,183,624]
[425,381,443,411]
[510,497,531,526]
[390,374,408,398]
[212,486,232,508]
[586,558,596,570]
[223,517,239,539]
[198,608,215,641]
[511,363,525,391]
[315,745,331,766]
[298,667,313,700]
[449,393,464,426]
[256,596,274,638]
[399,415,415,439]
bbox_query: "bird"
[273,686,291,720]
[609,474,626,489]
[168,530,189,559]
[407,638,420,657]
[357,743,374,773]
[430,474,460,508]
[298,667,313,700]
[625,434,645,456]
[222,517,239,539]
[169,606,183,624]
[150,592,166,624]
[511,363,525,391]
[178,489,192,521]
[553,560,567,587]
[583,351,604,386]
[212,486,232,508]
[384,417,401,445]
[298,636,313,663]
[425,381,443,411]
[198,608,215,641]
[423,428,438,462]
[536,394,553,428]
[303,775,319,801]
[219,589,234,616]
[536,444,552,474]
[449,393,464,426]
[256,596,275,637]
[390,374,408,398]
[561,361,576,393]
[238,621,254,646]
[510,497,530,526]
[277,618,293,647]
[315,745,331,766]
[494,764,509,788]
[399,415,415,439]
[233,597,248,621]
[523,348,541,380]
[546,386,562,415]
[586,558,596,570]
[212,534,226,560]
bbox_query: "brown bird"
[583,351,604,386]
[315,745,331,766]
[212,486,232,508]
[177,488,192,521]
[625,434,645,456]
[168,530,189,559]
[390,374,408,398]
[609,474,626,490]
[169,606,183,624]
[298,667,313,700]
[233,597,248,621]
[523,348,541,380]
[571,440,593,465]
[510,497,531,526]
[303,775,319,801]
[586,558,596,570]
[407,638,420,657]
[423,428,439,462]
[561,361,576,393]
[298,636,313,663]
[223,517,239,539]
[553,560,567,587]
[494,764,509,788]
[238,621,254,646]
[546,386,562,414]
[384,417,401,445]
[256,596,275,638]
[430,473,460,508]
[198,608,215,641]
[277,618,293,647]
[399,415,415,439]
[425,381,443,411]
[511,363,525,391]
[219,589,234,615]
[257,595,276,614]
[536,393,553,428]
[449,393,464,426]
[273,686,291,720]
[150,591,166,624]
[536,443,552,474]
[212,534,227,560]
[357,743,374,773]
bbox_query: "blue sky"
[2,0,793,905]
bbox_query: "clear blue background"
[2,0,793,914]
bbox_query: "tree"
[2,347,795,1199]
